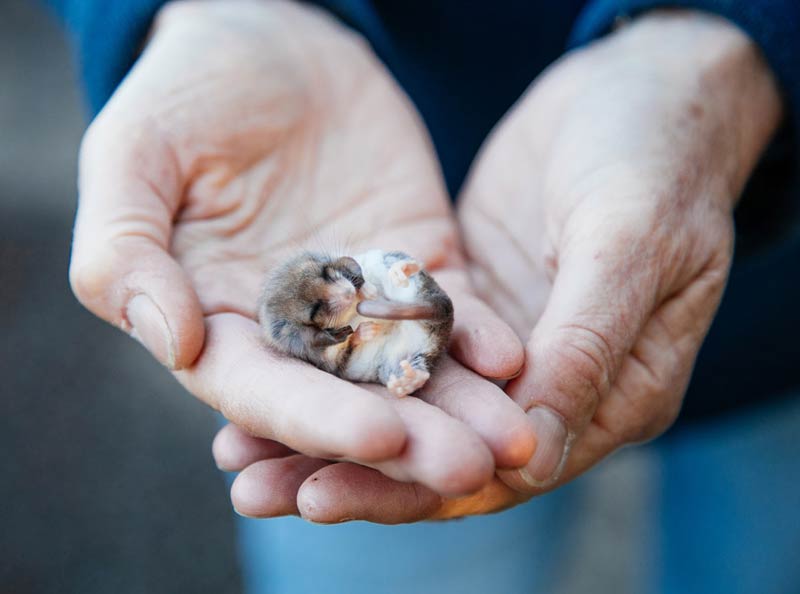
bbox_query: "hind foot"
[388,260,422,288]
[387,359,430,397]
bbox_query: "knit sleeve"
[43,0,171,114]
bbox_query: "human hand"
[69,0,535,496]
[213,10,783,521]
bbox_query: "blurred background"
[0,1,681,593]
[1,0,242,592]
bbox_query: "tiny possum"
[257,250,453,396]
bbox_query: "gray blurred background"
[0,1,654,593]
[0,1,242,592]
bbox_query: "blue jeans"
[234,395,800,594]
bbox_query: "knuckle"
[616,347,687,445]
[80,106,161,171]
[610,387,684,446]
[79,114,119,163]
[634,394,683,443]
[543,324,615,416]
[68,252,115,312]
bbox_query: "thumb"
[69,117,204,369]
[503,229,658,489]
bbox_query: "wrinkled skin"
[69,0,538,500]
[214,10,783,521]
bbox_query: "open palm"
[70,0,535,502]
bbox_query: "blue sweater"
[46,0,800,422]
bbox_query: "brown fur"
[258,253,365,373]
[258,250,454,395]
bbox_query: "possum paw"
[387,360,430,397]
[352,321,382,346]
[359,281,379,300]
[389,260,422,288]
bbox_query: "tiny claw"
[328,326,354,341]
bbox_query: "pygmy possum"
[257,250,453,396]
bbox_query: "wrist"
[612,11,783,206]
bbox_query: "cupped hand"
[69,0,534,496]
[215,10,783,521]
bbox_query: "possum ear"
[334,257,362,278]
[311,326,354,348]
[332,256,364,289]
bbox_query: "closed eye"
[349,274,364,290]
[309,300,322,322]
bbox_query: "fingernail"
[497,366,524,381]
[232,506,258,519]
[127,293,175,369]
[303,516,355,525]
[518,406,570,487]
[327,516,355,525]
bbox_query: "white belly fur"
[344,316,431,381]
[342,250,432,382]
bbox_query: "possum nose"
[329,281,356,309]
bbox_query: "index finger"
[175,313,407,462]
